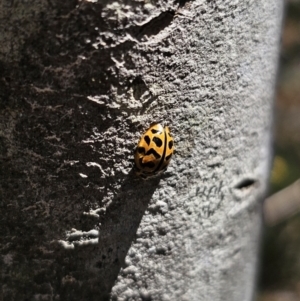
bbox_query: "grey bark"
[0,0,283,301]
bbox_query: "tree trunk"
[0,0,283,300]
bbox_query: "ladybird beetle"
[134,123,174,178]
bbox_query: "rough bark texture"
[0,0,283,300]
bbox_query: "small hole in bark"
[234,178,257,189]
[156,248,167,255]
[132,77,147,100]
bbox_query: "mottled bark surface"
[0,0,283,300]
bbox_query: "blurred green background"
[258,0,300,300]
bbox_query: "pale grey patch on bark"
[108,0,283,300]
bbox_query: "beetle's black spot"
[144,135,151,145]
[151,129,160,134]
[168,140,173,149]
[137,147,145,154]
[153,137,163,147]
[165,154,172,161]
[146,148,161,159]
[168,132,172,137]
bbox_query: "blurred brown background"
[258,0,300,300]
